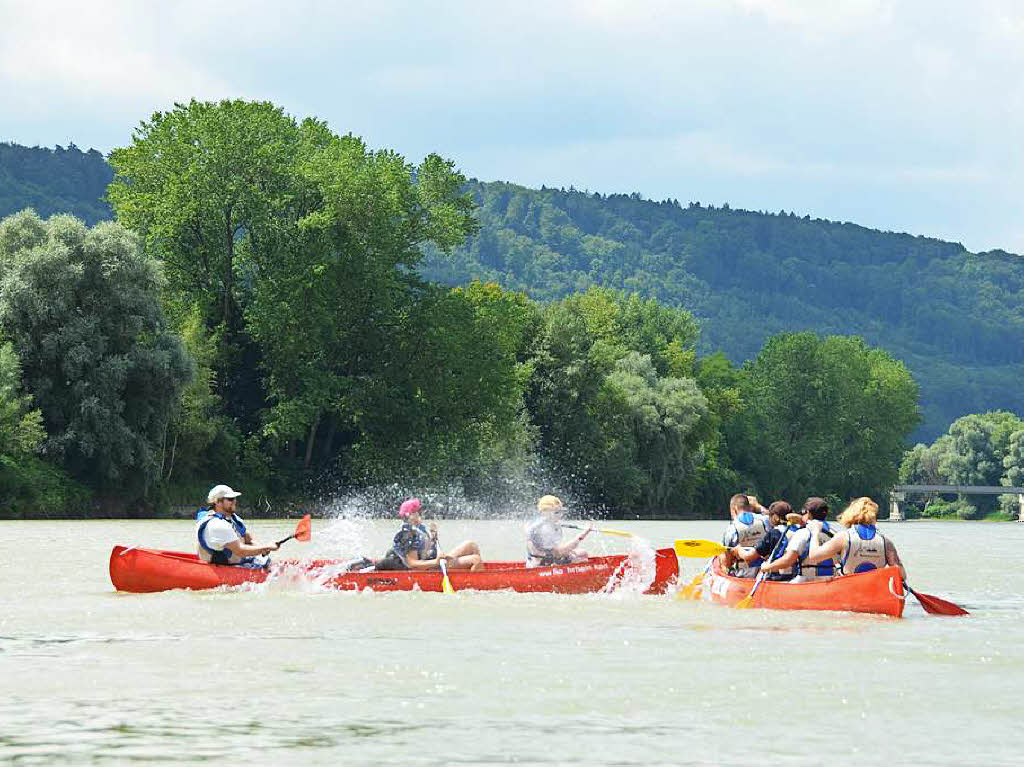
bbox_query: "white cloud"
[0,1,233,121]
[0,0,1021,252]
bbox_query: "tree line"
[420,181,1024,442]
[899,411,1024,519]
[5,138,1024,444]
[1,100,926,517]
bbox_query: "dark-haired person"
[729,501,804,581]
[720,493,771,577]
[803,497,906,580]
[375,498,483,571]
[756,497,841,583]
[196,484,278,567]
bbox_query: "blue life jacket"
[387,522,436,566]
[765,523,802,578]
[197,512,247,566]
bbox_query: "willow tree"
[0,211,191,503]
[527,288,711,511]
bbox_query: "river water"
[1,518,1022,765]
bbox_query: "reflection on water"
[2,519,1024,764]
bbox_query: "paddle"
[439,558,455,594]
[672,540,730,599]
[904,581,968,616]
[678,561,712,600]
[674,539,729,558]
[275,514,311,547]
[562,523,633,538]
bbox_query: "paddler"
[525,495,592,567]
[375,498,483,572]
[195,484,278,567]
[728,500,803,581]
[803,496,906,580]
[757,497,841,582]
[719,493,771,577]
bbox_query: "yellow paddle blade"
[439,560,455,594]
[734,594,754,609]
[596,527,633,538]
[676,571,704,600]
[674,539,729,558]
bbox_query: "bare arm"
[758,547,800,574]
[405,549,448,571]
[733,546,762,564]
[885,539,907,581]
[553,527,592,557]
[804,532,846,565]
[225,539,277,557]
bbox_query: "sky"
[1,0,1022,253]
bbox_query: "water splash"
[599,536,658,597]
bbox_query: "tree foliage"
[0,211,192,503]
[527,288,712,511]
[899,411,1024,518]
[737,333,920,504]
[0,121,972,516]
[0,143,111,225]
[422,181,1024,441]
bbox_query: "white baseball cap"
[208,484,242,504]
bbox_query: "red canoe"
[699,558,906,617]
[109,546,678,595]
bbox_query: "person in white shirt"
[525,495,592,567]
[196,484,278,567]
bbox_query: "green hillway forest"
[2,100,1024,520]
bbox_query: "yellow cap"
[537,495,564,512]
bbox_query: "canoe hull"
[109,546,678,595]
[703,559,905,618]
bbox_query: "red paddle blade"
[913,589,968,616]
[294,514,312,542]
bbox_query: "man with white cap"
[196,484,278,567]
[525,495,592,567]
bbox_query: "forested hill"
[0,143,112,224]
[3,144,1022,440]
[421,181,1024,440]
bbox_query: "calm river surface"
[2,518,1023,765]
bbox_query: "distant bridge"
[889,484,1024,521]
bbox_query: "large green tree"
[590,352,710,511]
[108,99,488,493]
[0,340,86,514]
[738,333,920,504]
[527,287,711,511]
[0,210,192,504]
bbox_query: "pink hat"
[399,498,422,519]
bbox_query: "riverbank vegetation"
[899,411,1024,520]
[4,99,1018,518]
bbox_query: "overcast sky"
[2,0,1021,253]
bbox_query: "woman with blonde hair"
[803,496,905,580]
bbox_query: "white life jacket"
[794,522,840,581]
[841,524,887,574]
[723,512,770,578]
